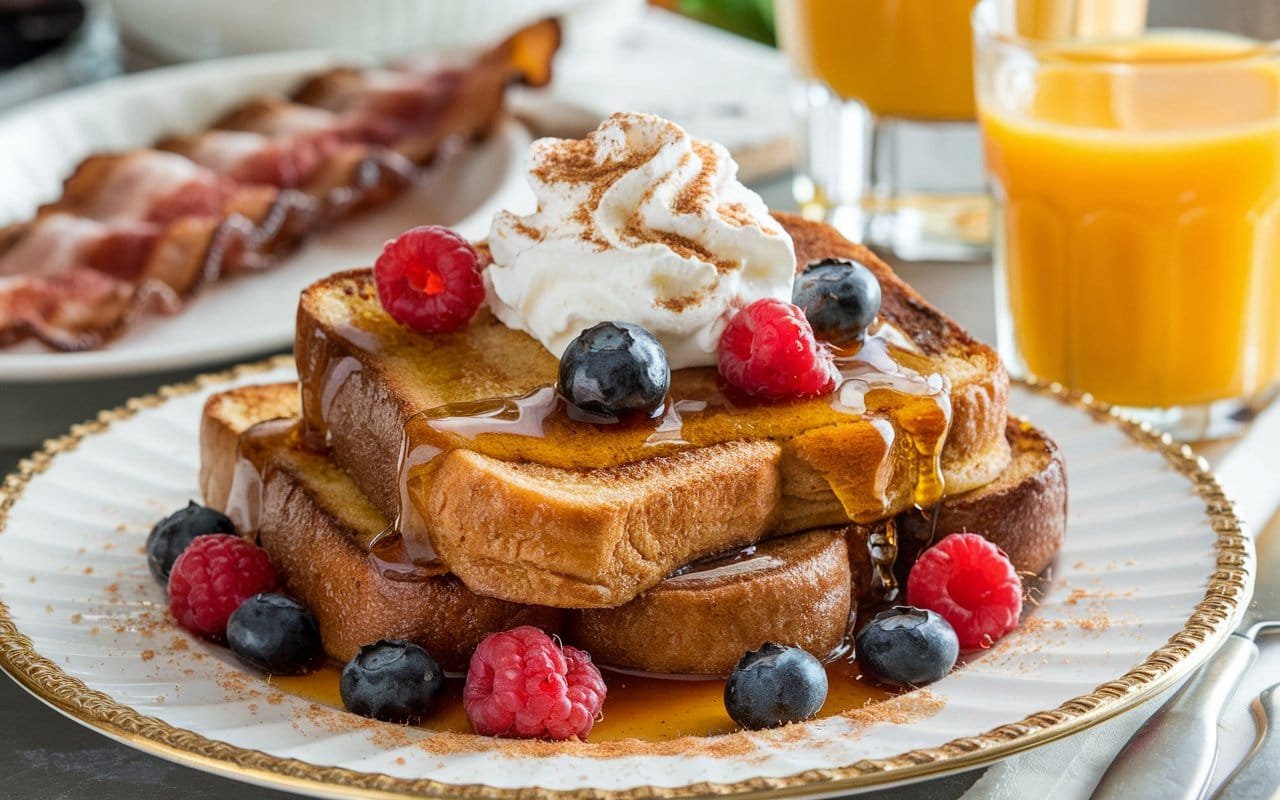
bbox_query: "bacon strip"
[0,18,560,352]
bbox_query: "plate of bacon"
[0,19,560,382]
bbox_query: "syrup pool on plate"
[271,657,895,742]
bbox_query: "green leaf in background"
[754,0,775,33]
[674,0,776,46]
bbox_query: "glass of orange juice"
[976,0,1280,438]
[775,0,989,261]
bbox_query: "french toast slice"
[295,213,1011,608]
[567,529,853,675]
[575,422,1067,674]
[199,384,850,671]
[200,383,1063,674]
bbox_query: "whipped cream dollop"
[485,112,796,369]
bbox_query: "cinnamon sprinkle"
[620,169,665,250]
[717,202,755,228]
[530,116,668,252]
[648,229,734,273]
[408,727,759,759]
[655,293,703,312]
[507,218,543,242]
[622,140,737,273]
[673,141,718,216]
[527,113,743,273]
[839,690,945,729]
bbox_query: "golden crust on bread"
[199,382,300,510]
[427,441,782,607]
[294,214,1011,607]
[254,443,563,670]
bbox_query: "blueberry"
[146,501,236,584]
[227,593,323,675]
[340,639,443,723]
[792,258,882,340]
[855,606,958,687]
[724,642,828,730]
[558,321,670,420]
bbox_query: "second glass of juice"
[976,0,1280,438]
[776,0,988,261]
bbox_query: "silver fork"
[1212,683,1280,800]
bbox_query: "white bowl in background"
[107,0,640,62]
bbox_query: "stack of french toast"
[196,115,1066,685]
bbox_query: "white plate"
[0,362,1252,798]
[0,52,534,382]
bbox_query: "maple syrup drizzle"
[867,519,901,604]
[261,542,1063,743]
[369,321,952,579]
[224,417,302,538]
[663,544,781,585]
[238,319,954,602]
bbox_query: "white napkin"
[960,687,1174,799]
[962,399,1280,800]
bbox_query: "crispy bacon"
[0,269,180,351]
[0,18,560,352]
[169,113,418,212]
[163,129,344,188]
[288,69,481,165]
[22,152,317,282]
[293,68,461,133]
[0,214,159,281]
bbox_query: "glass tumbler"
[976,0,1280,439]
[775,0,989,262]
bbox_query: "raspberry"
[906,533,1023,650]
[718,298,838,399]
[168,534,278,639]
[374,225,484,333]
[463,626,607,740]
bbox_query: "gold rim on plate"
[0,356,1253,799]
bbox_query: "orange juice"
[981,35,1280,408]
[1010,0,1149,41]
[776,0,979,120]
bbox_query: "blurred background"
[4,0,1277,440]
